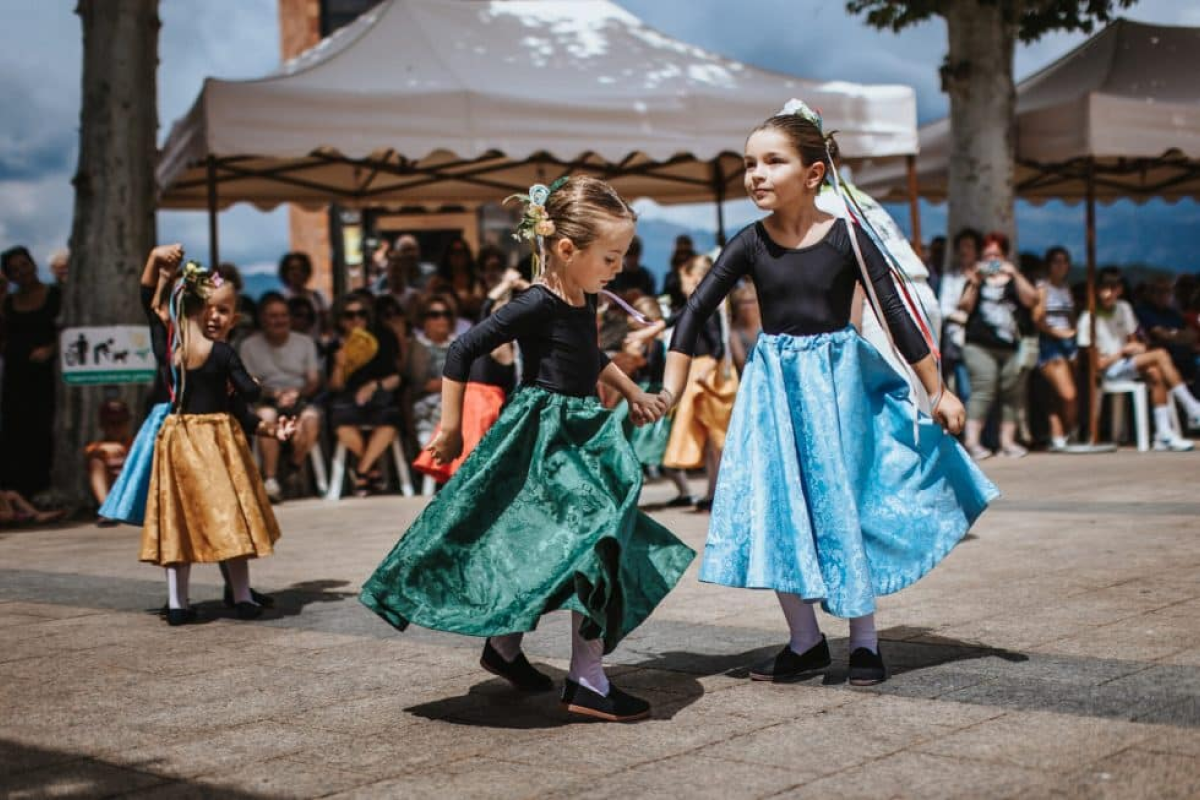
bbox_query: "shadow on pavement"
[0,738,271,799]
[189,578,357,622]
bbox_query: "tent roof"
[157,0,917,210]
[854,19,1200,204]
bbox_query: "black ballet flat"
[848,646,888,686]
[560,679,650,722]
[664,494,696,508]
[749,635,831,682]
[480,640,554,692]
[694,497,713,512]
[234,601,263,621]
[223,586,275,609]
[165,608,198,626]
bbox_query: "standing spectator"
[1079,268,1200,448]
[86,399,132,515]
[957,232,1038,460]
[1034,246,1080,450]
[278,252,329,336]
[238,294,324,502]
[327,296,403,496]
[608,236,656,296]
[939,228,982,403]
[49,249,69,286]
[214,263,257,348]
[405,294,457,484]
[1,246,60,496]
[435,237,485,321]
[924,235,946,295]
[728,281,762,376]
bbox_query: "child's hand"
[152,244,184,277]
[628,390,667,426]
[933,391,966,435]
[275,416,298,442]
[426,427,463,465]
[658,388,677,410]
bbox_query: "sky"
[1,0,1197,287]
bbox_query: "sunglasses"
[341,308,368,320]
[424,309,453,320]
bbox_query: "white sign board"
[60,325,156,385]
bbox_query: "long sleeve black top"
[443,285,610,397]
[669,220,929,364]
[177,342,261,414]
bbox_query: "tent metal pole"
[906,155,923,258]
[713,159,727,246]
[206,156,220,268]
[1086,157,1100,445]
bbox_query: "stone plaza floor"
[0,450,1198,799]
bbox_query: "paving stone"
[1053,747,1200,799]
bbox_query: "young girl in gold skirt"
[139,261,291,626]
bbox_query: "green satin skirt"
[359,386,695,653]
[615,382,673,467]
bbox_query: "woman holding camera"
[958,232,1038,459]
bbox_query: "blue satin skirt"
[699,328,999,618]
[98,403,170,526]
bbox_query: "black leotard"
[444,285,609,397]
[177,341,261,414]
[670,219,929,364]
[467,351,516,393]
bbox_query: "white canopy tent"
[854,19,1200,445]
[157,0,921,262]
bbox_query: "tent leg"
[712,159,727,247]
[906,155,923,259]
[207,156,220,268]
[1085,158,1099,445]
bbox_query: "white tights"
[776,591,879,654]
[487,611,610,696]
[166,565,191,610]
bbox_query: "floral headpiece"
[779,98,823,132]
[505,175,569,278]
[179,259,222,298]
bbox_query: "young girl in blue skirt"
[662,102,997,685]
[361,176,695,722]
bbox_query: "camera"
[981,259,1002,276]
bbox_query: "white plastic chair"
[324,430,415,500]
[1100,380,1150,452]
[251,437,329,495]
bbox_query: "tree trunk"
[53,0,159,506]
[943,1,1018,254]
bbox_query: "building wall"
[278,0,332,298]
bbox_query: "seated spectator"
[608,235,656,296]
[1136,276,1198,384]
[374,294,411,372]
[1079,268,1200,450]
[405,294,457,463]
[287,295,318,337]
[729,282,762,376]
[375,234,436,296]
[86,399,132,513]
[328,295,402,496]
[477,246,510,299]
[1034,246,1080,450]
[278,251,328,336]
[0,489,66,526]
[239,293,323,502]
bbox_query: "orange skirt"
[140,414,281,566]
[663,356,736,469]
[413,382,507,483]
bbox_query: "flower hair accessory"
[505,175,569,277]
[779,98,823,132]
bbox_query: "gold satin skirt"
[139,414,281,566]
[663,356,735,469]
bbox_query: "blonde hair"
[542,175,637,252]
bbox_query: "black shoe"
[694,497,713,512]
[234,601,263,620]
[479,640,554,692]
[165,608,198,626]
[664,494,696,508]
[224,586,275,608]
[560,679,650,722]
[848,646,888,686]
[749,636,831,682]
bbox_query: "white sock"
[776,591,822,654]
[166,565,190,610]
[1051,435,1068,448]
[666,468,690,497]
[849,614,878,654]
[1170,384,1200,417]
[488,633,524,662]
[1154,405,1177,439]
[223,558,254,604]
[568,611,610,696]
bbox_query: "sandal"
[967,444,993,461]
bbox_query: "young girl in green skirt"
[360,176,695,722]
